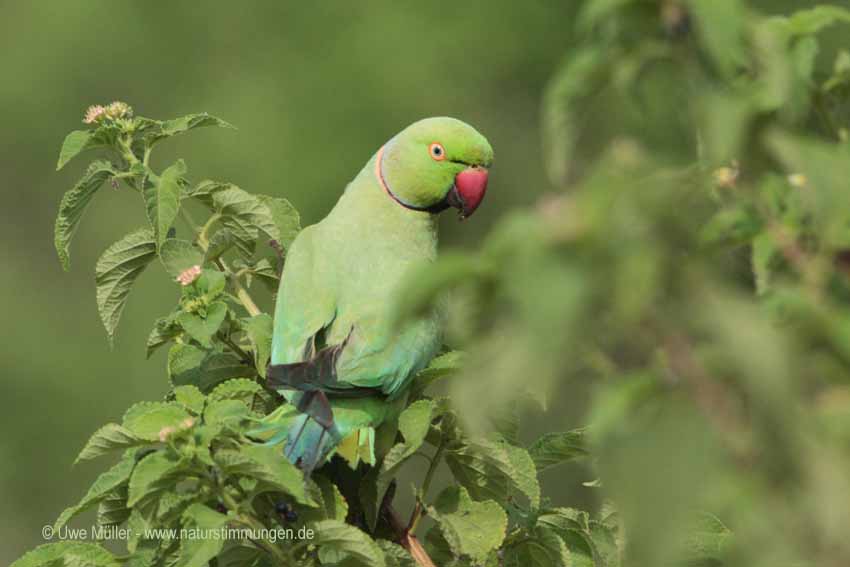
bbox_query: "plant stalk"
[407,439,445,534]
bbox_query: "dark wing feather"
[266,329,381,398]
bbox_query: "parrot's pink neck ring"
[375,144,450,214]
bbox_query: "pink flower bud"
[176,265,203,286]
[83,105,107,124]
[158,426,176,443]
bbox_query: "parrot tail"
[284,390,343,473]
[284,412,343,473]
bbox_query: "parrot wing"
[270,224,337,366]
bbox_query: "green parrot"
[257,117,493,472]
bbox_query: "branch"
[663,332,751,464]
[380,481,437,567]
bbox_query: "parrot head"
[376,117,493,219]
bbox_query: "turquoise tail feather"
[284,413,343,473]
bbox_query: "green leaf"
[410,351,465,397]
[122,401,191,441]
[97,487,130,528]
[244,314,273,377]
[767,130,850,246]
[95,228,157,344]
[177,301,228,348]
[175,504,229,567]
[446,436,541,509]
[173,385,206,414]
[243,257,280,291]
[576,0,631,33]
[57,130,107,171]
[214,546,266,567]
[490,401,521,445]
[297,474,350,523]
[310,519,386,567]
[54,450,137,532]
[686,0,747,79]
[541,46,608,187]
[75,423,144,464]
[684,513,733,562]
[503,526,570,567]
[159,113,235,139]
[209,378,264,406]
[376,540,417,567]
[212,185,268,257]
[11,542,119,567]
[124,539,159,567]
[700,206,762,246]
[427,486,507,565]
[752,231,779,296]
[256,194,301,249]
[203,398,250,426]
[528,429,588,472]
[314,475,349,522]
[215,444,314,505]
[168,343,255,392]
[536,508,595,567]
[125,506,152,554]
[147,315,181,358]
[783,5,850,37]
[127,451,184,507]
[55,159,116,271]
[381,399,435,476]
[194,269,227,299]
[157,491,199,523]
[205,229,236,262]
[144,160,186,248]
[423,528,455,566]
[160,238,204,278]
[588,521,620,567]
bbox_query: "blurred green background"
[0,1,829,564]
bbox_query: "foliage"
[398,1,850,566]
[15,101,595,567]
[14,2,850,566]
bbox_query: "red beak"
[451,167,489,218]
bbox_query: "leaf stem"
[226,267,263,317]
[181,208,263,317]
[407,439,445,534]
[198,213,221,250]
[218,331,252,363]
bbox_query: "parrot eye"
[429,143,446,161]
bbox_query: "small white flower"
[713,162,740,189]
[787,173,807,189]
[105,101,133,119]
